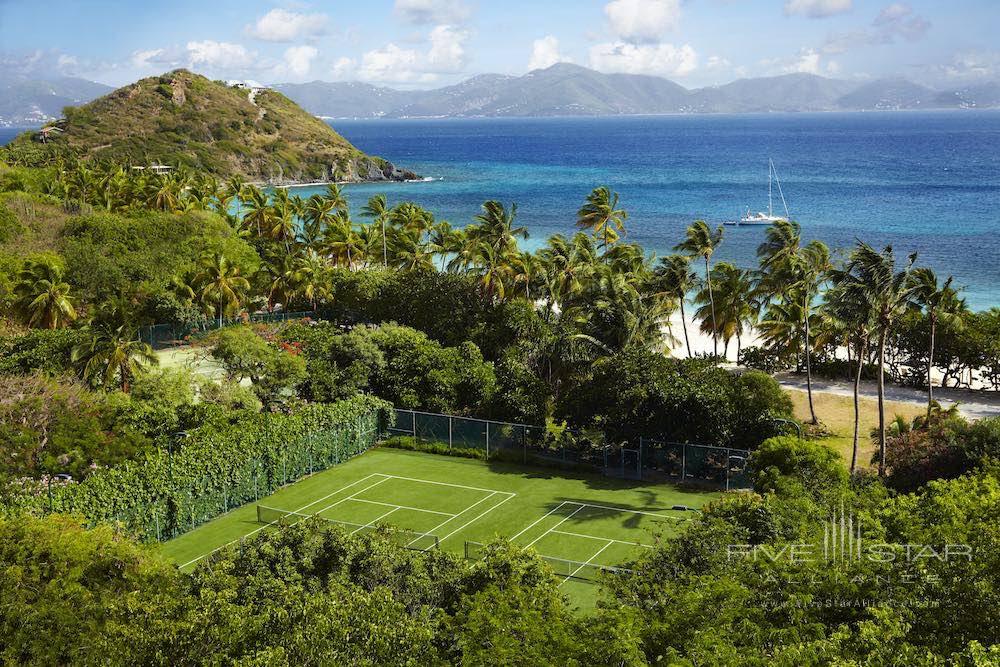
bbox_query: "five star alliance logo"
[727,504,972,564]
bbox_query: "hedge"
[14,395,392,542]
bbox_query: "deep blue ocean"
[4,111,999,308]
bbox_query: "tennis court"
[161,447,715,606]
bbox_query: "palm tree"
[195,253,251,327]
[391,202,434,236]
[325,184,349,213]
[693,262,757,359]
[509,250,542,300]
[909,268,965,418]
[470,242,512,301]
[791,241,832,425]
[14,260,77,329]
[836,242,918,476]
[303,194,337,248]
[823,282,875,473]
[471,200,527,253]
[361,194,391,267]
[391,228,435,270]
[654,254,698,357]
[72,324,158,393]
[240,186,273,239]
[324,210,362,269]
[292,250,332,310]
[674,220,724,356]
[576,186,628,252]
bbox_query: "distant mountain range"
[275,65,1000,118]
[0,75,113,127]
[3,64,998,126]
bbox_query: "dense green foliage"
[283,321,497,414]
[558,348,793,448]
[6,437,1000,664]
[6,395,390,541]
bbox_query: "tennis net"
[256,504,440,551]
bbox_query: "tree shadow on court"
[482,455,721,497]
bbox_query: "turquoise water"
[318,112,1000,310]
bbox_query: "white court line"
[561,540,616,586]
[438,493,517,545]
[352,507,399,534]
[571,501,687,522]
[407,491,497,548]
[509,501,569,542]
[550,529,656,548]
[351,498,456,517]
[525,504,586,548]
[381,473,516,496]
[179,473,388,569]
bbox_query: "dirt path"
[777,373,1000,421]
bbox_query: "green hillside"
[2,69,416,183]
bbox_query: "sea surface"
[4,112,999,308]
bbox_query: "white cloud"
[785,48,821,74]
[426,24,469,72]
[281,45,318,78]
[589,41,697,78]
[604,0,681,43]
[873,3,930,41]
[246,9,329,42]
[394,0,469,25]
[706,55,730,70]
[939,50,1000,82]
[358,44,430,83]
[341,23,469,84]
[186,41,255,70]
[528,36,573,71]
[131,48,168,69]
[784,0,853,18]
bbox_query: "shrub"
[557,348,792,449]
[0,328,89,375]
[208,325,306,405]
[737,345,790,374]
[749,436,848,499]
[10,395,391,541]
[284,322,497,415]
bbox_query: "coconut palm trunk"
[876,329,888,476]
[382,218,388,267]
[851,338,868,474]
[705,255,718,356]
[678,295,692,358]
[927,312,936,419]
[803,291,817,424]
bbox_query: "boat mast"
[768,160,773,217]
[770,158,790,219]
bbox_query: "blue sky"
[1,0,997,89]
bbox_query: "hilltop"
[2,70,416,184]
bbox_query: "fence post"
[485,421,490,460]
[449,416,453,451]
[681,444,687,481]
[725,450,731,491]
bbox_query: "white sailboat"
[728,159,790,225]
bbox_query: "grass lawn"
[155,345,227,381]
[786,388,924,466]
[159,447,717,608]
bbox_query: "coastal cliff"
[2,69,417,184]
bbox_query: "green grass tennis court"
[160,447,718,606]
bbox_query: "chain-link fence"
[387,409,607,468]
[386,409,752,490]
[138,311,315,349]
[602,438,751,491]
